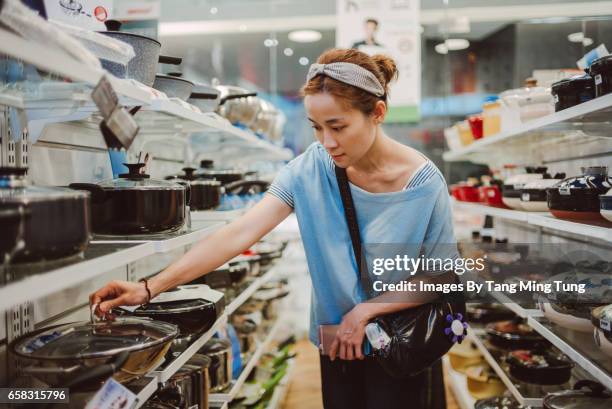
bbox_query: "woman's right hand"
[89,280,149,317]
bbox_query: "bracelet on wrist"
[139,278,152,305]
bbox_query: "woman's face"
[304,92,379,167]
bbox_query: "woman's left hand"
[329,303,372,361]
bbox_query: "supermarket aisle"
[281,340,459,409]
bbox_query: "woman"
[91,48,457,409]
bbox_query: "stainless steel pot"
[11,318,178,390]
[1,167,90,263]
[168,167,223,211]
[188,83,221,113]
[153,73,194,100]
[199,339,232,393]
[216,85,260,126]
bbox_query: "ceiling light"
[445,38,470,51]
[288,30,322,43]
[582,37,594,47]
[568,32,584,43]
[435,43,448,54]
[209,7,218,15]
[239,25,247,32]
[284,48,294,56]
[264,38,278,47]
[299,57,309,66]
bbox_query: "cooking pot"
[551,74,595,111]
[475,396,525,409]
[117,284,224,340]
[251,99,278,138]
[451,179,481,202]
[168,167,223,211]
[187,354,211,409]
[543,380,611,409]
[99,20,181,87]
[153,72,194,100]
[448,340,483,374]
[216,85,260,126]
[478,179,505,208]
[465,364,506,400]
[253,281,290,320]
[188,82,221,113]
[11,317,177,390]
[200,338,233,393]
[506,349,573,386]
[600,189,612,222]
[502,167,548,210]
[156,364,198,409]
[486,319,548,350]
[520,173,566,212]
[1,167,90,263]
[539,300,595,333]
[191,260,250,290]
[237,241,287,275]
[547,166,612,222]
[467,304,516,324]
[70,163,186,236]
[589,55,612,97]
[196,160,247,186]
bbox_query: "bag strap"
[334,166,372,296]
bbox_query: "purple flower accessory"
[444,313,468,344]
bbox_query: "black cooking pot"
[551,74,595,111]
[1,167,90,263]
[70,163,186,236]
[589,55,612,97]
[197,159,246,185]
[506,349,573,385]
[485,319,548,350]
[156,365,197,408]
[117,285,224,340]
[543,380,611,409]
[169,167,222,211]
[199,338,232,393]
[186,354,211,409]
[190,261,250,289]
[467,303,516,324]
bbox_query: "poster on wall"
[336,0,421,122]
[43,0,112,30]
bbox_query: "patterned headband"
[306,62,385,97]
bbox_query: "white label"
[601,318,611,332]
[595,74,603,85]
[559,186,571,196]
[522,193,530,202]
[85,378,136,409]
[554,94,559,103]
[487,190,495,198]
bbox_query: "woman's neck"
[350,128,396,174]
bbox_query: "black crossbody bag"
[334,165,467,378]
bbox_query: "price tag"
[558,186,571,196]
[521,193,530,202]
[554,94,559,103]
[92,76,119,120]
[85,378,136,409]
[601,318,611,332]
[595,74,603,85]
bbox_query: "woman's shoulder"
[285,142,332,174]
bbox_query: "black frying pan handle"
[219,92,258,106]
[69,183,106,204]
[63,351,130,391]
[159,55,183,65]
[190,92,218,100]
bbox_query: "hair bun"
[371,54,398,89]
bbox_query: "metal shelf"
[226,267,280,315]
[443,93,612,163]
[527,316,612,393]
[442,356,476,409]
[191,208,247,223]
[209,314,285,403]
[152,313,228,383]
[129,376,159,409]
[452,200,612,243]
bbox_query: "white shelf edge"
[132,376,159,409]
[191,209,246,222]
[226,267,280,316]
[442,93,612,161]
[442,356,476,409]
[452,199,612,243]
[467,329,543,407]
[0,242,155,312]
[209,314,286,403]
[153,312,228,383]
[154,222,225,252]
[526,316,612,393]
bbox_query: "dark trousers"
[319,356,446,409]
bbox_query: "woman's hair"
[301,48,398,115]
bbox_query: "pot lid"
[128,285,223,314]
[200,338,232,354]
[544,381,611,409]
[0,167,88,202]
[590,55,612,73]
[13,318,178,360]
[99,163,184,190]
[552,74,594,91]
[99,20,161,46]
[551,167,611,191]
[522,176,565,190]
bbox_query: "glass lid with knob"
[98,163,185,190]
[0,167,87,202]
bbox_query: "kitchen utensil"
[196,160,247,186]
[547,166,612,222]
[187,354,211,409]
[506,349,573,385]
[188,82,221,113]
[448,340,483,374]
[485,319,548,350]
[11,318,178,389]
[520,173,566,212]
[543,380,611,409]
[551,73,595,111]
[153,72,194,100]
[589,55,612,97]
[191,260,250,290]
[467,304,516,324]
[600,189,612,222]
[70,163,186,236]
[216,85,260,126]
[200,338,233,392]
[169,167,223,211]
[0,167,90,263]
[156,365,197,408]
[502,167,548,210]
[475,396,525,409]
[465,364,506,400]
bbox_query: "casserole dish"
[551,74,595,111]
[485,320,548,350]
[200,338,233,392]
[589,55,612,97]
[502,167,548,210]
[506,349,573,385]
[520,173,566,212]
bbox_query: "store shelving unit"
[443,93,612,164]
[130,376,160,409]
[209,314,286,403]
[442,356,476,409]
[526,316,612,392]
[226,267,280,315]
[452,200,612,243]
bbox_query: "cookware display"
[539,300,596,333]
[465,364,507,400]
[467,303,516,324]
[589,55,612,98]
[168,167,222,211]
[486,320,548,350]
[506,349,573,385]
[499,79,555,123]
[520,173,566,212]
[547,166,612,222]
[117,284,224,340]
[253,281,290,320]
[551,73,596,111]
[153,72,194,100]
[448,340,483,374]
[0,167,90,263]
[451,178,481,202]
[11,317,178,389]
[237,240,287,275]
[188,82,221,113]
[478,177,505,208]
[99,20,172,87]
[191,261,251,291]
[200,338,233,392]
[216,85,260,127]
[600,189,612,222]
[502,167,548,210]
[70,163,187,236]
[543,380,611,409]
[196,159,247,186]
[475,396,525,409]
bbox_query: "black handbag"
[334,165,467,378]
